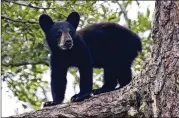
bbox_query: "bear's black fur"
[39,12,142,107]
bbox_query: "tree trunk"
[10,1,179,117]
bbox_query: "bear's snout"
[59,32,73,50]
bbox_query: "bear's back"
[75,22,142,67]
[77,22,141,51]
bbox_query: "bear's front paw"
[43,101,56,107]
[71,93,92,102]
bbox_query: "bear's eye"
[68,29,72,35]
[55,31,62,37]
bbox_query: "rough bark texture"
[10,1,179,117]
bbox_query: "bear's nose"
[65,39,72,44]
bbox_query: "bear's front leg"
[44,64,68,107]
[71,63,93,102]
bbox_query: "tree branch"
[135,0,140,6]
[2,61,49,67]
[10,80,150,118]
[116,1,131,29]
[3,0,56,10]
[1,15,38,24]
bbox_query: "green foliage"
[2,0,153,110]
[131,7,152,72]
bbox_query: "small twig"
[1,15,38,24]
[116,1,131,29]
[3,0,56,10]
[2,61,49,67]
[135,0,140,6]
[40,86,48,102]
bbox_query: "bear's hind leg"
[117,65,132,89]
[93,67,118,95]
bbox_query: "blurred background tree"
[1,0,154,116]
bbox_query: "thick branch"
[10,81,151,118]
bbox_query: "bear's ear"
[66,12,80,29]
[39,14,54,32]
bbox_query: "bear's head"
[39,12,80,50]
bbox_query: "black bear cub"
[39,12,142,107]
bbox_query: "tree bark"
[10,1,179,117]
